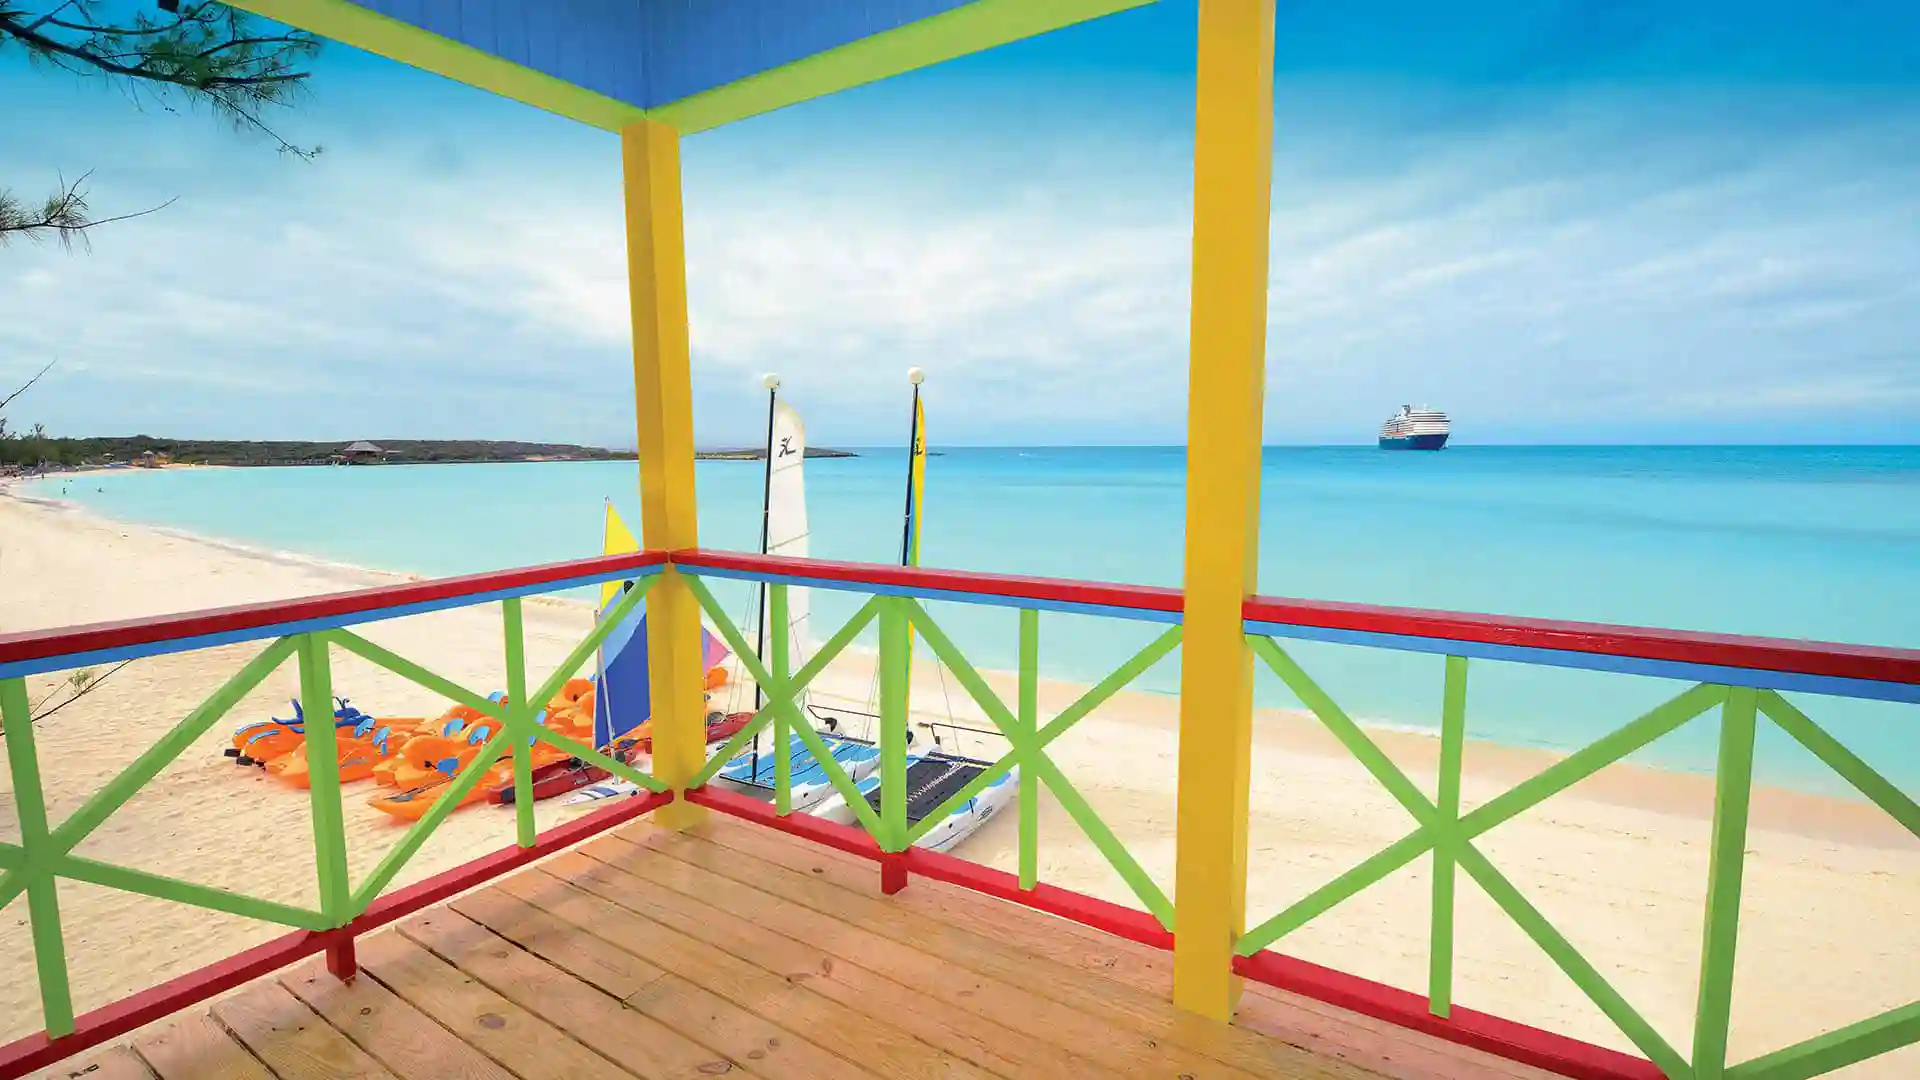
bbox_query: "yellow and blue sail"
[593,500,726,750]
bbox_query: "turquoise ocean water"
[27,446,1920,796]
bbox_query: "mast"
[899,367,925,568]
[751,374,779,778]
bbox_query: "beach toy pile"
[219,666,749,822]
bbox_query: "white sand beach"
[1,491,1915,1076]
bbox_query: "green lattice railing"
[0,569,664,1039]
[1239,634,1920,1080]
[681,577,1184,927]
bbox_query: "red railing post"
[325,938,356,981]
[881,854,909,895]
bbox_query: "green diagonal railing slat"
[55,855,330,931]
[328,629,507,723]
[1726,1001,1920,1080]
[1240,681,1726,961]
[527,725,665,793]
[904,600,1176,929]
[1454,840,1691,1077]
[687,593,879,789]
[2,674,75,1037]
[1459,682,1728,838]
[350,734,513,912]
[50,637,298,859]
[1238,827,1437,955]
[686,577,885,838]
[1253,637,1443,825]
[1757,692,1920,840]
[901,619,1180,848]
[525,574,654,722]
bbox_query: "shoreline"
[2,490,1917,1069]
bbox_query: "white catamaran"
[712,375,882,809]
[811,368,1018,852]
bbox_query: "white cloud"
[3,80,1916,446]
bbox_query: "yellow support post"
[1172,0,1277,1021]
[623,118,706,830]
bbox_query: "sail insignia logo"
[777,437,797,458]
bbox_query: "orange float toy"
[227,698,376,766]
[266,716,423,788]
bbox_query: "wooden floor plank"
[132,1013,275,1080]
[587,832,1285,1080]
[37,1044,154,1080]
[575,838,1132,1080]
[622,820,1383,1080]
[487,869,893,1080]
[354,928,637,1080]
[679,817,1556,1080]
[209,981,399,1080]
[679,816,1176,992]
[538,852,1006,1080]
[573,833,1144,1080]
[278,960,516,1080]
[396,904,741,1080]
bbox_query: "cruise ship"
[1378,405,1449,450]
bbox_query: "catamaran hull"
[710,733,882,813]
[812,761,1018,854]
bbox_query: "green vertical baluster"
[299,635,351,923]
[1018,608,1040,890]
[1429,655,1468,1018]
[2,676,75,1036]
[770,583,792,816]
[1694,685,1758,1080]
[879,597,911,852]
[503,598,535,849]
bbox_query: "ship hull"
[1379,433,1448,450]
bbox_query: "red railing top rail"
[0,550,666,669]
[1242,594,1920,687]
[669,547,1187,615]
[2,545,1914,688]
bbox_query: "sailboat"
[712,375,882,810]
[550,503,740,806]
[811,368,1018,852]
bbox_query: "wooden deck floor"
[45,814,1562,1080]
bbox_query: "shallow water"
[33,444,1919,795]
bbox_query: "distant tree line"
[0,435,637,469]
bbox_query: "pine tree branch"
[0,173,176,251]
[0,2,324,158]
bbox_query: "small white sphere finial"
[907,367,926,386]
[762,373,781,391]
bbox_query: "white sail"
[765,400,812,671]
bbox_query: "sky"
[2,0,1917,448]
